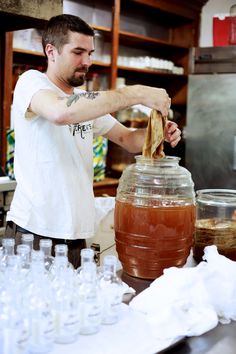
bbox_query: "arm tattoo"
[66,91,100,107]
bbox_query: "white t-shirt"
[7,70,117,239]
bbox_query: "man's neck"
[45,70,73,95]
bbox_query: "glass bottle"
[76,248,95,275]
[25,250,55,353]
[78,262,102,335]
[114,155,196,279]
[0,248,3,278]
[99,255,123,325]
[0,255,30,354]
[1,238,15,269]
[49,244,74,276]
[16,244,31,273]
[52,256,79,344]
[39,239,54,271]
[21,233,34,256]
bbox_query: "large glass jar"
[114,156,196,279]
[193,189,236,262]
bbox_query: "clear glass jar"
[193,189,236,262]
[114,156,196,279]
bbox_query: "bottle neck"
[81,248,95,265]
[4,245,15,256]
[103,255,117,276]
[18,251,30,265]
[81,262,97,283]
[54,256,68,271]
[55,244,68,258]
[40,245,52,257]
[31,250,45,274]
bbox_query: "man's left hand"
[164,120,181,148]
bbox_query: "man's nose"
[81,53,92,66]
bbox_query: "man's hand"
[164,121,181,147]
[134,85,171,117]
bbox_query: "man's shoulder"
[18,69,44,81]
[14,69,50,94]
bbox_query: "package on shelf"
[120,11,168,39]
[64,0,112,28]
[63,0,94,24]
[6,128,15,180]
[13,28,43,53]
[92,3,112,28]
[101,42,111,64]
[93,136,108,182]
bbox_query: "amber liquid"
[193,218,236,262]
[114,201,196,279]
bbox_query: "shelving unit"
[0,0,208,194]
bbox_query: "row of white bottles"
[0,237,123,354]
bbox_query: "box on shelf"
[13,28,43,53]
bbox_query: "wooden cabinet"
[0,0,207,185]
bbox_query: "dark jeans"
[4,221,86,270]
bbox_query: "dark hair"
[42,14,94,55]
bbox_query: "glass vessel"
[114,156,196,279]
[193,189,236,262]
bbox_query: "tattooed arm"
[30,85,170,125]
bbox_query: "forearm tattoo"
[66,91,100,107]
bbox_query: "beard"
[67,67,88,87]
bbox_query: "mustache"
[74,66,89,73]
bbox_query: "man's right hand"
[127,84,171,117]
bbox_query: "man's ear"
[45,43,56,62]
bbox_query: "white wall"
[200,0,236,47]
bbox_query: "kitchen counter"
[119,264,236,354]
[0,176,16,192]
[165,321,236,354]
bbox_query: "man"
[5,14,181,268]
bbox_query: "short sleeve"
[12,70,54,119]
[93,114,117,137]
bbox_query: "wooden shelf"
[127,0,207,21]
[117,65,187,77]
[13,48,44,56]
[91,25,111,33]
[93,177,119,197]
[119,30,189,51]
[91,60,111,67]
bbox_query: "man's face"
[55,31,95,87]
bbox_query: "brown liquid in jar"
[193,218,236,262]
[114,201,196,279]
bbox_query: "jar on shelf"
[93,30,104,62]
[193,189,236,262]
[114,156,196,279]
